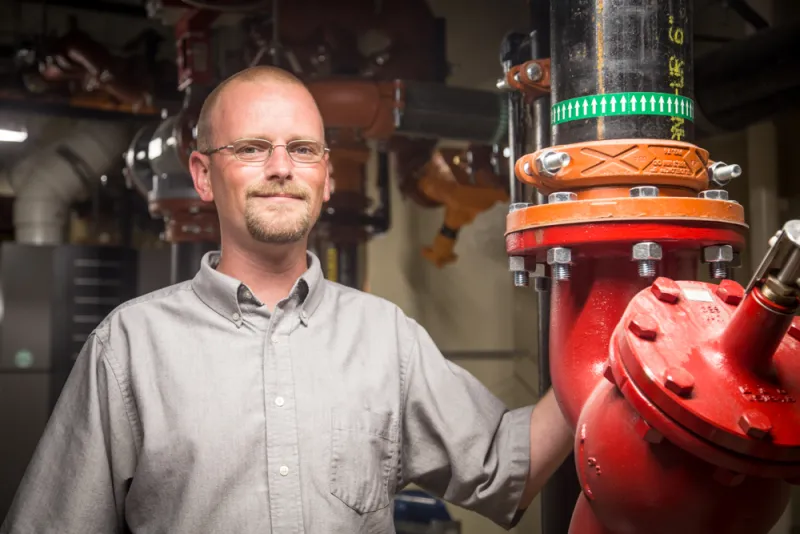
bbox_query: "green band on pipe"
[551,92,694,125]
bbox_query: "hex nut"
[630,186,659,198]
[789,319,800,341]
[634,417,664,444]
[509,256,526,272]
[703,245,734,263]
[663,367,695,397]
[699,189,729,201]
[716,279,744,305]
[738,410,772,439]
[651,277,681,303]
[632,242,663,261]
[628,314,658,340]
[603,362,616,385]
[547,247,572,265]
[548,192,577,204]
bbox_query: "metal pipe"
[529,22,582,534]
[506,78,523,204]
[551,0,694,145]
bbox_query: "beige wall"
[367,1,541,532]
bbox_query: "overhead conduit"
[6,121,131,245]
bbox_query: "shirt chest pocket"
[329,408,399,514]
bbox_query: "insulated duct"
[7,121,130,245]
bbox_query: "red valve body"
[507,219,800,533]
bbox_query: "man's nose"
[266,145,293,179]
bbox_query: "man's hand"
[519,388,574,509]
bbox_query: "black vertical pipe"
[552,0,694,145]
[170,241,217,284]
[531,15,583,534]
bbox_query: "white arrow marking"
[568,102,573,118]
[592,99,597,114]
[667,97,673,113]
[621,96,627,112]
[611,96,617,112]
[641,96,647,110]
[631,96,637,112]
[583,100,588,115]
[650,96,656,111]
[659,96,665,112]
[680,99,685,115]
[601,97,607,114]
[555,106,560,121]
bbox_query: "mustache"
[246,184,310,200]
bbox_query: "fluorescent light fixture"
[0,128,28,143]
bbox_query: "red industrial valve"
[506,139,799,533]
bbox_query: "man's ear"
[189,151,214,202]
[323,154,332,203]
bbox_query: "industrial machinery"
[124,0,513,286]
[503,1,799,533]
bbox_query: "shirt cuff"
[498,404,534,530]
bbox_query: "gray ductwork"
[7,120,131,245]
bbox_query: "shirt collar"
[192,250,326,326]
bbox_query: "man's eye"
[240,145,266,154]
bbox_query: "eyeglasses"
[201,138,329,164]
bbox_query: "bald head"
[195,66,320,153]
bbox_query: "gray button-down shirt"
[2,251,532,534]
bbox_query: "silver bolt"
[536,150,571,177]
[703,245,734,263]
[699,189,730,201]
[709,162,742,186]
[547,247,573,281]
[509,202,531,213]
[548,192,577,203]
[526,62,543,81]
[638,260,657,278]
[496,78,511,91]
[632,242,663,278]
[703,245,734,279]
[509,256,529,287]
[710,263,728,279]
[552,264,570,281]
[630,186,659,198]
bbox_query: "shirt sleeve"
[399,318,533,530]
[1,331,138,534]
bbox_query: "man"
[2,66,572,533]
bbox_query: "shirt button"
[271,335,278,343]
[232,312,240,321]
[275,396,285,407]
[279,466,289,476]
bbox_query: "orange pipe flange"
[506,196,747,235]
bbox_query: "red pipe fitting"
[570,278,800,533]
[505,139,798,533]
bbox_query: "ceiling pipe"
[7,120,130,245]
